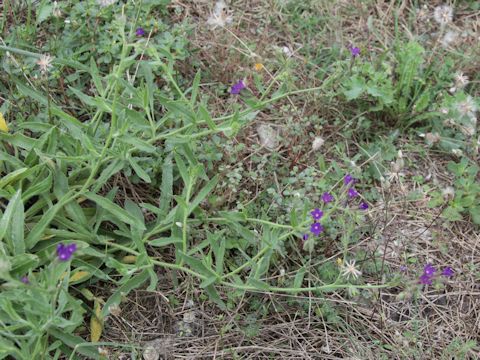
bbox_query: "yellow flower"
[0,112,8,132]
[336,258,343,266]
[254,63,264,71]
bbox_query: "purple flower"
[441,267,454,277]
[310,208,323,221]
[423,263,436,276]
[230,80,246,95]
[399,265,408,273]
[21,276,29,284]
[419,274,433,285]
[310,222,324,236]
[136,27,146,37]
[322,192,334,203]
[344,174,354,185]
[56,243,77,261]
[359,201,369,210]
[349,46,360,57]
[348,188,358,198]
[302,234,309,241]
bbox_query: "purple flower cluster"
[57,243,77,261]
[302,174,369,240]
[419,263,454,285]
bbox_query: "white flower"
[441,30,458,48]
[207,1,233,29]
[341,260,362,280]
[456,96,477,118]
[97,0,116,7]
[433,5,453,26]
[312,136,325,151]
[454,72,469,89]
[36,54,53,73]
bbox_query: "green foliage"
[429,158,480,225]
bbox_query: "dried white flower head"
[207,1,233,29]
[98,347,110,357]
[341,260,362,280]
[281,46,293,57]
[36,54,53,73]
[312,136,325,151]
[257,124,279,150]
[108,304,121,317]
[441,30,458,48]
[425,132,441,145]
[97,0,116,7]
[433,5,453,26]
[442,186,455,201]
[454,72,469,89]
[456,96,478,118]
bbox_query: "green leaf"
[174,152,190,188]
[89,57,105,96]
[293,267,306,294]
[128,157,151,183]
[0,168,29,189]
[49,329,100,359]
[188,175,219,214]
[190,70,201,105]
[120,136,156,153]
[343,76,365,100]
[204,285,226,310]
[10,190,25,256]
[198,105,217,130]
[84,192,146,230]
[247,278,270,291]
[149,237,182,247]
[0,190,24,255]
[37,3,53,23]
[200,276,218,288]
[177,251,216,278]
[158,153,173,217]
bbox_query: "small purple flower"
[310,222,324,236]
[359,201,369,210]
[349,46,360,57]
[344,174,354,185]
[310,208,323,221]
[230,80,246,95]
[21,276,29,284]
[423,263,436,276]
[348,188,358,198]
[302,234,309,241]
[322,192,334,203]
[399,265,408,273]
[136,27,146,37]
[56,243,77,261]
[419,274,433,285]
[441,267,454,277]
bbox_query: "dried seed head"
[36,54,53,73]
[433,5,453,26]
[442,186,455,201]
[425,132,441,145]
[312,136,325,151]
